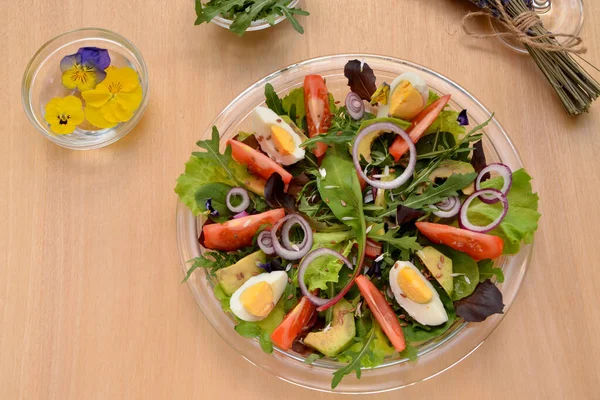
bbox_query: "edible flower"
[81,66,143,129]
[457,109,469,126]
[60,47,110,91]
[43,95,85,134]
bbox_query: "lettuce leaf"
[425,110,466,137]
[466,168,540,254]
[304,240,353,291]
[175,127,262,215]
[281,88,306,127]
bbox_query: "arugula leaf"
[454,280,504,322]
[402,173,477,210]
[264,83,285,115]
[303,353,321,365]
[183,247,256,282]
[194,0,246,24]
[433,245,479,301]
[331,327,376,389]
[344,60,377,100]
[235,322,262,338]
[478,259,505,283]
[176,126,263,215]
[317,146,367,264]
[229,0,275,35]
[367,223,421,253]
[466,168,540,254]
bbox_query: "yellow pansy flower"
[82,67,143,129]
[44,96,85,134]
[60,52,107,91]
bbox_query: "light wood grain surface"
[2,0,600,399]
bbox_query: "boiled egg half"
[230,270,288,322]
[252,107,305,166]
[377,72,429,120]
[389,261,448,326]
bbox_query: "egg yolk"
[240,281,275,317]
[270,125,295,155]
[388,81,424,120]
[397,267,432,304]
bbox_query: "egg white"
[389,261,448,326]
[252,107,305,166]
[230,270,288,322]
[389,72,430,108]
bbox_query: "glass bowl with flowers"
[22,28,149,150]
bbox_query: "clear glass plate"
[176,54,533,394]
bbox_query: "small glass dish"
[176,54,533,393]
[22,27,149,150]
[210,0,300,32]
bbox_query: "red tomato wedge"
[356,275,406,352]
[203,209,285,251]
[304,75,332,158]
[356,239,382,260]
[415,222,504,261]
[228,139,293,188]
[389,94,451,161]
[271,296,316,350]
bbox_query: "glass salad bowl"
[22,28,149,150]
[209,0,301,32]
[176,54,533,393]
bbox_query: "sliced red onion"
[352,122,416,190]
[281,217,309,251]
[233,211,249,219]
[298,248,354,306]
[475,163,512,204]
[459,189,508,233]
[257,230,275,255]
[432,196,461,218]
[271,214,313,260]
[345,92,365,120]
[226,187,250,213]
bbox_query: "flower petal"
[77,47,111,70]
[62,95,83,111]
[115,85,143,112]
[69,108,85,125]
[49,122,77,135]
[100,100,133,123]
[92,65,107,84]
[104,67,140,93]
[60,53,82,72]
[85,105,118,129]
[82,88,111,108]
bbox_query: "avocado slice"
[416,246,453,297]
[429,160,476,195]
[304,299,355,357]
[216,250,265,296]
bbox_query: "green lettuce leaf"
[282,88,306,127]
[175,127,263,215]
[433,245,479,301]
[467,168,540,254]
[425,110,465,137]
[304,240,353,291]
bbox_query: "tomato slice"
[355,275,406,352]
[228,139,292,188]
[304,75,332,158]
[203,209,285,251]
[389,94,451,161]
[356,239,382,260]
[415,222,504,261]
[271,296,316,350]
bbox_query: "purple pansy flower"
[77,47,111,70]
[457,109,469,126]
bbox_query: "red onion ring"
[257,230,275,255]
[352,122,417,190]
[233,211,249,219]
[432,196,461,218]
[459,189,508,233]
[271,214,313,260]
[298,248,354,306]
[226,187,250,213]
[345,92,365,120]
[475,163,512,204]
[281,217,310,251]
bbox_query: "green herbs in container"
[195,0,309,36]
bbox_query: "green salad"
[175,59,540,389]
[194,0,309,35]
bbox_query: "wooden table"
[2,0,600,398]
